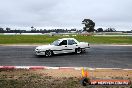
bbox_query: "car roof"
[59,38,75,40]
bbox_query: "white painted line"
[74,67,82,70]
[15,66,30,69]
[108,45,132,46]
[95,68,122,70]
[0,66,3,68]
[45,67,59,69]
[88,68,96,70]
[59,67,75,69]
[0,66,131,71]
[123,69,132,71]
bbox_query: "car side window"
[68,40,77,45]
[72,40,77,44]
[59,40,67,45]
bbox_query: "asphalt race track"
[0,45,132,68]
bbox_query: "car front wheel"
[75,48,82,54]
[45,50,53,57]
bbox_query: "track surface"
[0,45,132,68]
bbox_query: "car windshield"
[50,40,60,46]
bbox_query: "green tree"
[104,28,116,32]
[31,26,37,32]
[82,19,95,32]
[0,27,4,33]
[96,28,103,32]
[31,26,34,30]
[6,27,11,32]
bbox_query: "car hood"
[36,45,54,50]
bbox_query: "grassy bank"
[0,35,132,44]
[0,70,83,88]
[0,69,131,88]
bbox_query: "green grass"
[0,35,61,44]
[0,35,132,44]
[75,35,132,44]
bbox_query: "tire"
[81,48,86,53]
[81,78,90,86]
[75,48,82,54]
[45,50,53,57]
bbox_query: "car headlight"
[35,48,41,51]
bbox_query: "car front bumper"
[35,50,45,55]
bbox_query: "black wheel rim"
[76,48,81,53]
[45,50,52,56]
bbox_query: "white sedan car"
[35,38,90,57]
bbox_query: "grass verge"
[0,69,83,88]
[0,69,132,88]
[0,35,132,44]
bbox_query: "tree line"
[0,27,118,33]
[0,27,81,33]
[0,18,131,33]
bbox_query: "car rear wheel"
[45,50,53,57]
[75,48,82,54]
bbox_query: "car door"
[67,39,78,52]
[57,40,68,53]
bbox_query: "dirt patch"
[0,69,132,88]
[35,69,82,78]
[89,69,132,79]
